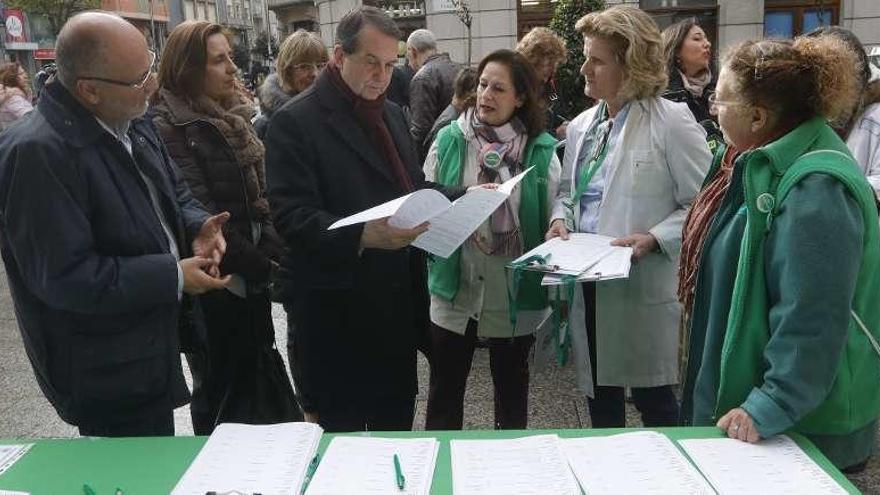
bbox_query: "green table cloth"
[0,427,860,494]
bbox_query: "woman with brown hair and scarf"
[152,21,298,434]
[423,49,561,430]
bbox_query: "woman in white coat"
[545,6,711,427]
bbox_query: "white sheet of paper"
[541,246,633,285]
[411,166,535,258]
[171,422,323,495]
[0,444,31,477]
[305,436,439,495]
[514,233,616,276]
[450,434,579,495]
[411,187,507,258]
[562,432,714,495]
[679,435,847,495]
[0,491,30,495]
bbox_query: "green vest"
[716,117,880,435]
[427,122,557,311]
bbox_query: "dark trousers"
[582,282,679,428]
[317,397,416,433]
[425,320,535,430]
[78,410,174,437]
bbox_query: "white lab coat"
[553,97,711,390]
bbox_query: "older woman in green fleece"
[679,33,880,473]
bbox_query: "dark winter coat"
[0,82,208,429]
[152,90,283,288]
[409,53,461,158]
[265,68,461,412]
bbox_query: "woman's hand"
[717,407,761,443]
[546,218,570,241]
[611,232,658,261]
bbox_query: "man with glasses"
[0,12,231,437]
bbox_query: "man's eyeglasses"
[79,50,157,90]
[293,62,327,73]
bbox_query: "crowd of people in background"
[1,2,880,476]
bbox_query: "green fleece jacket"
[684,117,880,468]
[427,122,557,310]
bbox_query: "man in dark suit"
[265,6,460,432]
[0,12,230,437]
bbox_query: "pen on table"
[393,453,406,491]
[300,453,320,495]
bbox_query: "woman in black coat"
[661,18,720,141]
[152,21,299,434]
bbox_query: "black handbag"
[213,293,303,425]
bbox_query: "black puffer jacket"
[152,90,283,286]
[255,74,296,140]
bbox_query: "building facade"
[309,0,879,65]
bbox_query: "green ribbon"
[506,255,576,365]
[550,275,577,366]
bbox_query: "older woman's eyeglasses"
[707,92,742,109]
[293,62,327,73]
[79,50,157,90]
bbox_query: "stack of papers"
[542,246,633,285]
[329,167,533,259]
[171,422,323,495]
[561,431,714,494]
[305,436,439,495]
[513,233,617,276]
[450,434,580,495]
[679,436,847,494]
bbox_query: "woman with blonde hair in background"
[255,29,328,139]
[516,27,568,138]
[546,6,711,428]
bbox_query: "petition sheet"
[171,422,323,495]
[542,246,633,285]
[450,434,579,495]
[305,436,438,495]
[561,432,714,495]
[679,435,847,494]
[412,166,534,258]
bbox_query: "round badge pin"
[483,150,502,168]
[756,193,775,214]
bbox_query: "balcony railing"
[372,1,426,18]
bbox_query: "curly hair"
[721,35,861,126]
[516,27,567,67]
[276,30,328,93]
[575,6,667,101]
[477,49,546,137]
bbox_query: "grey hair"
[336,6,401,55]
[407,29,436,53]
[55,12,116,88]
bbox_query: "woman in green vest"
[423,49,561,430]
[680,34,880,471]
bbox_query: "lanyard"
[572,106,614,201]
